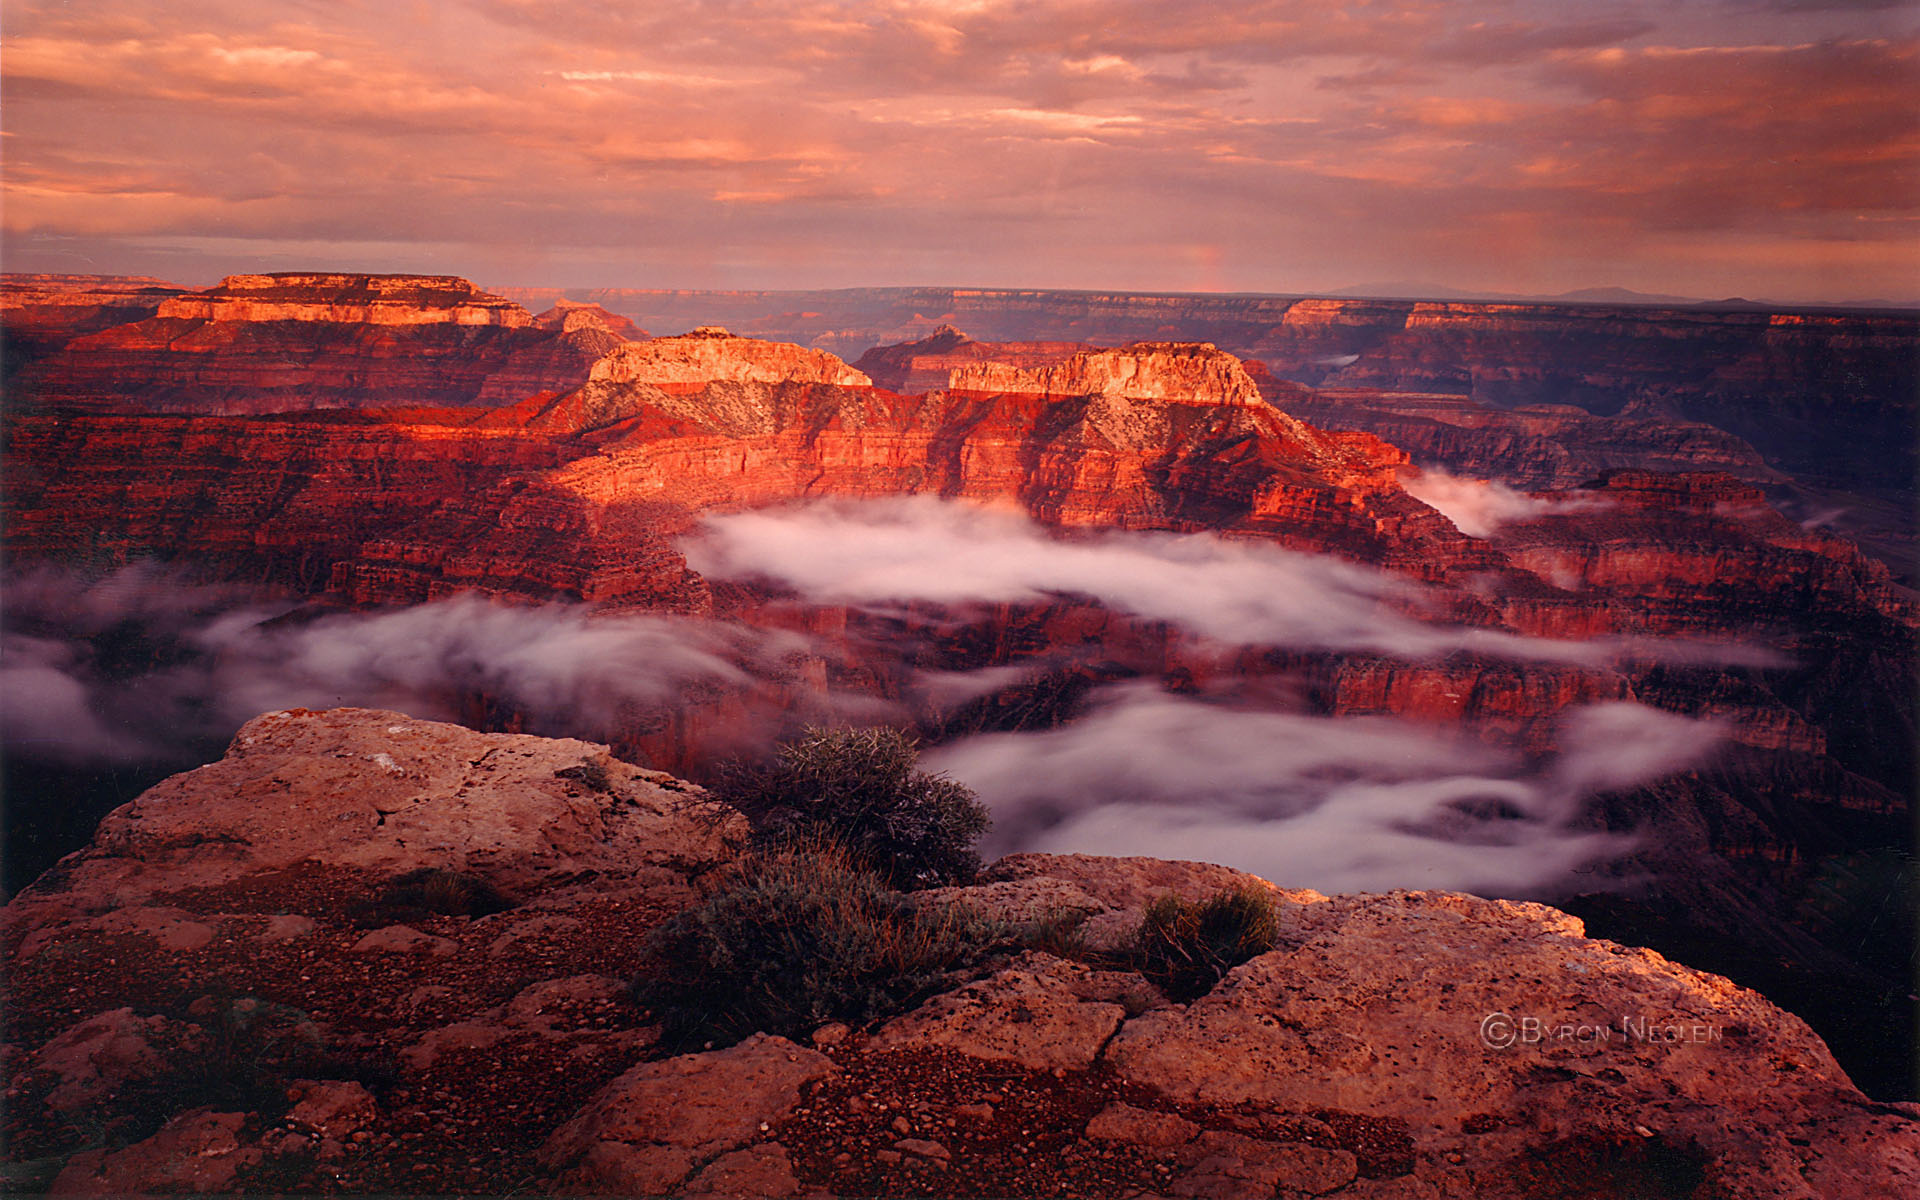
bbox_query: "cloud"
[3,0,1915,299]
[1399,466,1606,538]
[196,597,769,734]
[912,664,1038,707]
[685,496,1774,666]
[0,550,1745,900]
[0,563,813,767]
[0,635,150,762]
[923,683,1725,895]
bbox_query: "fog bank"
[924,683,1725,896]
[687,496,1773,667]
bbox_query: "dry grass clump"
[633,839,1006,1048]
[1133,885,1280,1001]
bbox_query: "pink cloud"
[4,1,1915,299]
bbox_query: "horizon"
[4,1,1916,306]
[13,268,1920,313]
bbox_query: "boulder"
[540,1033,835,1195]
[32,1007,184,1112]
[678,1142,804,1198]
[1085,1102,1200,1148]
[868,951,1133,1072]
[285,1079,377,1137]
[49,1110,261,1194]
[351,925,458,956]
[1,708,741,935]
[1105,889,1920,1197]
[1090,1098,1190,1144]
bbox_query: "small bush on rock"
[554,758,613,793]
[632,841,1006,1048]
[111,996,342,1144]
[372,867,513,919]
[712,726,990,889]
[1133,885,1280,1002]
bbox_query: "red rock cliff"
[7,273,633,414]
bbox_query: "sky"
[3,0,1916,301]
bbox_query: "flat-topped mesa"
[947,341,1345,462]
[587,326,871,388]
[2,273,181,296]
[854,325,1099,394]
[947,342,1266,408]
[154,273,533,328]
[533,300,649,339]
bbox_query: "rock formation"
[532,300,650,340]
[491,287,1916,461]
[1,274,185,390]
[499,289,1916,555]
[587,326,870,389]
[947,341,1265,406]
[5,273,633,414]
[852,325,1094,394]
[153,274,533,328]
[3,710,1914,1197]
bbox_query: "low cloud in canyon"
[686,496,1776,667]
[925,683,1724,896]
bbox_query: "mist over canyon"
[5,498,1741,901]
[3,271,1914,1107]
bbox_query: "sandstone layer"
[945,342,1266,409]
[586,326,870,389]
[154,274,533,328]
[6,273,632,414]
[852,325,1094,394]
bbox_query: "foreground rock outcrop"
[2,707,734,916]
[3,709,1914,1197]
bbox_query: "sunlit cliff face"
[3,0,1917,301]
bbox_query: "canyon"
[2,272,1915,1189]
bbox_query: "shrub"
[1133,885,1280,1001]
[372,867,513,919]
[1012,906,1095,961]
[711,726,990,889]
[108,995,364,1146]
[632,841,1006,1049]
[555,758,613,793]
